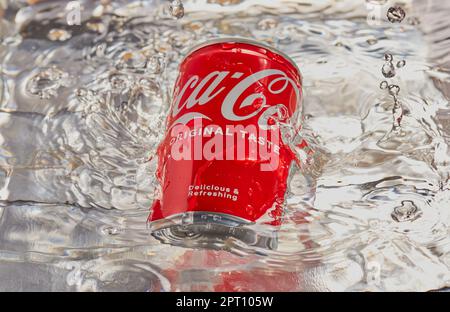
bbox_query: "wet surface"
[0,0,450,291]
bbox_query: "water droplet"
[169,0,184,19]
[382,62,396,78]
[396,60,406,68]
[257,18,278,30]
[47,28,72,41]
[380,81,388,89]
[384,53,393,62]
[387,6,406,23]
[391,201,421,222]
[26,67,69,99]
[388,84,400,96]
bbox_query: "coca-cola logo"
[166,69,300,171]
[171,69,300,128]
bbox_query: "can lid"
[180,36,302,84]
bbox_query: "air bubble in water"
[169,0,184,19]
[396,60,406,68]
[387,6,406,23]
[391,201,421,222]
[26,67,69,99]
[388,84,400,96]
[382,62,396,78]
[380,81,388,89]
[384,53,393,62]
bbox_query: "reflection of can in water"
[148,38,303,250]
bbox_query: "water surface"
[0,0,450,291]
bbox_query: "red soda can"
[149,38,303,250]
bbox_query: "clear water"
[1,0,450,291]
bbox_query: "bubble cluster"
[379,51,407,133]
[380,54,406,80]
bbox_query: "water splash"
[0,0,450,292]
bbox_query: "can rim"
[180,36,302,83]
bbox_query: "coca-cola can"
[149,38,303,250]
